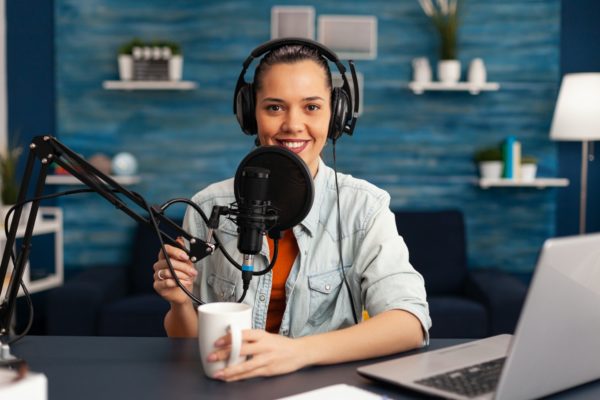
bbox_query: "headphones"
[233,38,360,142]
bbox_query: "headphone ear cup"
[236,83,257,135]
[328,88,350,141]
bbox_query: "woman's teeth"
[282,141,304,149]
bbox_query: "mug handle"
[227,323,243,366]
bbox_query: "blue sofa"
[47,210,527,338]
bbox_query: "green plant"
[118,38,182,55]
[521,155,537,165]
[0,144,22,205]
[473,146,503,163]
[418,0,459,60]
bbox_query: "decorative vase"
[412,57,432,83]
[468,58,487,85]
[437,59,461,84]
[478,161,503,179]
[118,55,133,81]
[169,55,183,81]
[520,163,537,181]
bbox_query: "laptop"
[358,233,600,400]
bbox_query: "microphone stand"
[0,135,217,365]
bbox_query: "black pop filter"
[234,146,314,236]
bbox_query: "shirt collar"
[297,158,329,237]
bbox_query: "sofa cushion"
[428,296,488,338]
[394,210,468,295]
[98,294,170,337]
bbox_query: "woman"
[153,40,431,381]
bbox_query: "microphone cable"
[332,141,359,325]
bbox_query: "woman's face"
[255,60,331,177]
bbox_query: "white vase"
[437,59,461,84]
[468,58,487,85]
[521,164,537,181]
[478,161,503,179]
[118,55,133,81]
[412,57,432,83]
[169,55,183,81]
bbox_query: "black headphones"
[233,38,360,142]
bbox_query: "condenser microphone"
[232,146,314,279]
[236,166,275,255]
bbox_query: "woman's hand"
[152,238,197,305]
[208,329,310,381]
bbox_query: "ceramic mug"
[197,302,252,378]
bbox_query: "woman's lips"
[276,140,309,154]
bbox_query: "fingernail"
[213,371,224,379]
[214,338,224,347]
[190,268,197,276]
[179,252,189,261]
[207,353,218,362]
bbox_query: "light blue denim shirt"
[184,159,431,342]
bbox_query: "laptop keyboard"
[415,357,506,398]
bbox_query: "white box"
[318,15,378,60]
[271,6,315,40]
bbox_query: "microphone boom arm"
[0,135,216,340]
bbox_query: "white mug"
[197,302,252,378]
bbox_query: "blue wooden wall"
[54,0,560,275]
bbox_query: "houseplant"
[474,146,503,179]
[117,39,183,81]
[0,143,26,227]
[418,0,460,83]
[521,155,538,181]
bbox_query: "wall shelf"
[1,207,63,297]
[478,178,569,189]
[102,80,197,90]
[46,175,141,185]
[409,81,500,95]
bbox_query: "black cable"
[6,282,33,345]
[332,141,359,325]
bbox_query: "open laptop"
[358,233,600,400]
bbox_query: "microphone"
[231,146,314,286]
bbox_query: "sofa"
[393,209,528,338]
[47,210,527,338]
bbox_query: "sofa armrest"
[46,266,129,335]
[465,269,528,335]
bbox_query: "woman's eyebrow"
[260,97,285,103]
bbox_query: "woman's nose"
[282,108,304,133]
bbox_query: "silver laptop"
[358,233,600,400]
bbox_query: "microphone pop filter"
[234,146,314,235]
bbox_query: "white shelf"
[479,178,569,189]
[46,174,141,185]
[102,80,197,90]
[1,207,63,297]
[409,81,500,95]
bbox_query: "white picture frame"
[333,71,364,116]
[318,15,378,60]
[271,6,315,40]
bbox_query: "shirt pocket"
[207,273,237,302]
[307,269,344,326]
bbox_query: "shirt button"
[259,294,266,302]
[325,284,331,291]
[282,329,288,335]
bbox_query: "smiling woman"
[152,38,431,382]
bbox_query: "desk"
[12,336,600,399]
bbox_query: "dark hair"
[253,45,333,92]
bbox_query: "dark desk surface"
[12,336,600,399]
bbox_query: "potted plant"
[521,155,538,181]
[0,143,27,227]
[418,0,460,83]
[117,38,144,81]
[474,146,503,179]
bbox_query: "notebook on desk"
[358,233,600,400]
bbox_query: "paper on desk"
[277,384,385,400]
[0,369,47,400]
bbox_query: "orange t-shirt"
[265,230,298,333]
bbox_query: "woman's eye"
[267,104,282,112]
[307,104,320,111]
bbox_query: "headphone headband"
[234,37,360,139]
